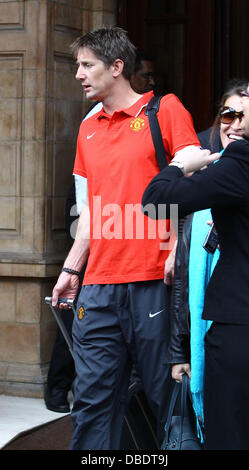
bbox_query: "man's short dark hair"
[71,26,136,80]
[134,50,154,74]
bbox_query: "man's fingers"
[164,272,173,285]
[52,289,59,307]
[58,301,72,310]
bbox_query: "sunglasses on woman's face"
[220,106,244,125]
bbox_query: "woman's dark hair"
[70,26,136,80]
[210,78,248,146]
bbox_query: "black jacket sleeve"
[166,215,193,364]
[142,140,249,219]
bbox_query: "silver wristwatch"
[169,160,185,173]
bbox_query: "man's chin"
[85,93,95,101]
[85,91,99,101]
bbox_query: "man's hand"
[52,271,79,308]
[172,363,191,382]
[164,240,177,285]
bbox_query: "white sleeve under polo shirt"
[73,101,103,215]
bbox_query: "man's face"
[130,60,155,94]
[75,47,114,101]
[242,85,249,139]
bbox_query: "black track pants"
[70,280,172,450]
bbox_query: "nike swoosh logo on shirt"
[87,132,96,140]
[149,308,165,318]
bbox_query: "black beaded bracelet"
[62,267,80,276]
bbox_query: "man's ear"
[112,59,124,78]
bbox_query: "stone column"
[0,0,116,397]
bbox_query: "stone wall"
[0,0,116,397]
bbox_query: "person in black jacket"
[142,82,249,450]
[167,78,248,375]
[163,81,248,442]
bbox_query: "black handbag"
[161,374,204,450]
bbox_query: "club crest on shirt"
[78,306,85,320]
[130,117,145,132]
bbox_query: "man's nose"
[76,66,85,80]
[149,76,155,87]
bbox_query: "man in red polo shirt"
[52,26,201,450]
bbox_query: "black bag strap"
[145,95,167,171]
[162,381,180,447]
[179,373,190,446]
[162,374,191,449]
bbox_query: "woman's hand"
[172,146,220,175]
[172,363,191,383]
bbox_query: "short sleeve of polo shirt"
[157,94,200,160]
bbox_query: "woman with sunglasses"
[142,80,249,450]
[199,78,247,152]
